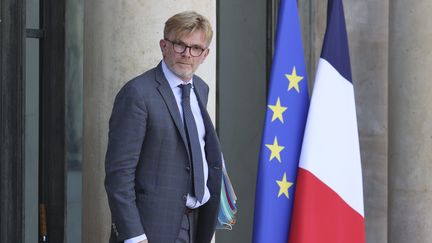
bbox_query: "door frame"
[39,0,67,242]
[0,0,25,242]
[0,0,67,241]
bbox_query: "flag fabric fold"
[252,0,309,242]
[288,0,366,242]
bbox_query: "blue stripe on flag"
[321,0,352,82]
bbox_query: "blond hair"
[164,11,213,47]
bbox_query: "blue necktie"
[180,84,205,202]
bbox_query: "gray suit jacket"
[105,63,223,243]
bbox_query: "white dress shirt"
[125,61,210,242]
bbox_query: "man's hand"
[138,241,148,243]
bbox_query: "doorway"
[1,0,82,242]
[26,0,68,242]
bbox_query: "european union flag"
[252,0,309,242]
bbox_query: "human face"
[160,30,210,82]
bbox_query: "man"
[105,11,223,243]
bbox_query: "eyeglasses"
[164,39,206,57]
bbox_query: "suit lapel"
[192,80,208,107]
[193,80,222,167]
[155,63,190,156]
[192,80,211,133]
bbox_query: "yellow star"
[285,66,304,92]
[265,137,285,162]
[268,97,288,123]
[276,173,293,198]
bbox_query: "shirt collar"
[161,60,193,89]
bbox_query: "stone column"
[389,1,432,242]
[82,1,216,242]
[344,1,389,243]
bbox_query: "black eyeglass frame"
[164,38,207,57]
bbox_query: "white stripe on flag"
[299,58,364,216]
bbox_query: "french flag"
[288,0,366,242]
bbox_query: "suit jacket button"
[185,166,191,172]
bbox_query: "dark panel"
[40,0,66,242]
[0,0,25,242]
[216,0,269,242]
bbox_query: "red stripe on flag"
[289,168,365,243]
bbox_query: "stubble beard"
[172,63,195,81]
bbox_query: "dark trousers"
[109,210,198,243]
[175,210,198,243]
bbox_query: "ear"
[201,48,210,63]
[160,39,167,53]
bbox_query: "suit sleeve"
[105,84,147,241]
